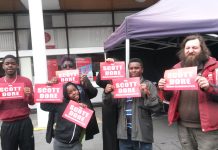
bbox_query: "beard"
[180,52,208,67]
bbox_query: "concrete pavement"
[0,107,182,150]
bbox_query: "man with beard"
[158,34,218,150]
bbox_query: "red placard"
[76,57,92,68]
[164,66,198,90]
[47,59,58,80]
[216,69,218,85]
[56,70,80,84]
[100,61,126,80]
[0,83,24,100]
[62,100,94,128]
[113,77,141,98]
[34,83,63,103]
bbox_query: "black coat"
[96,73,119,150]
[41,100,84,144]
[44,82,99,143]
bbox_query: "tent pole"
[125,39,130,77]
[104,52,107,60]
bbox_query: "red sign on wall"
[34,83,63,103]
[45,30,55,49]
[113,77,141,98]
[62,100,93,128]
[100,61,126,80]
[56,70,80,84]
[0,83,24,100]
[164,66,198,90]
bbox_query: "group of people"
[0,55,99,150]
[0,34,218,150]
[97,34,218,150]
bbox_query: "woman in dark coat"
[41,82,99,149]
[96,58,119,150]
[45,56,99,143]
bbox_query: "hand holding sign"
[24,87,31,95]
[104,84,114,93]
[105,58,115,63]
[140,84,150,96]
[79,102,87,108]
[80,74,87,85]
[47,76,58,85]
[158,78,166,90]
[196,76,209,90]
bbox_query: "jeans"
[178,123,218,150]
[119,132,152,150]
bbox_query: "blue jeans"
[119,134,152,150]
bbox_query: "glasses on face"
[62,64,74,69]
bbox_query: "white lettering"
[0,87,21,92]
[37,88,60,93]
[2,92,19,97]
[103,65,122,71]
[60,77,75,82]
[116,82,137,88]
[118,88,135,93]
[39,93,58,99]
[169,79,191,85]
[168,71,193,78]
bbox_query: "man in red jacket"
[158,34,218,150]
[0,55,35,150]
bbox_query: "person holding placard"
[45,55,99,144]
[48,56,98,100]
[41,82,96,150]
[158,34,218,150]
[96,58,119,150]
[103,58,162,150]
[0,55,35,150]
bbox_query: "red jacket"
[0,75,34,122]
[164,57,218,132]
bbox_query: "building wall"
[0,10,137,103]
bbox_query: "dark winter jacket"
[42,79,99,143]
[103,77,162,143]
